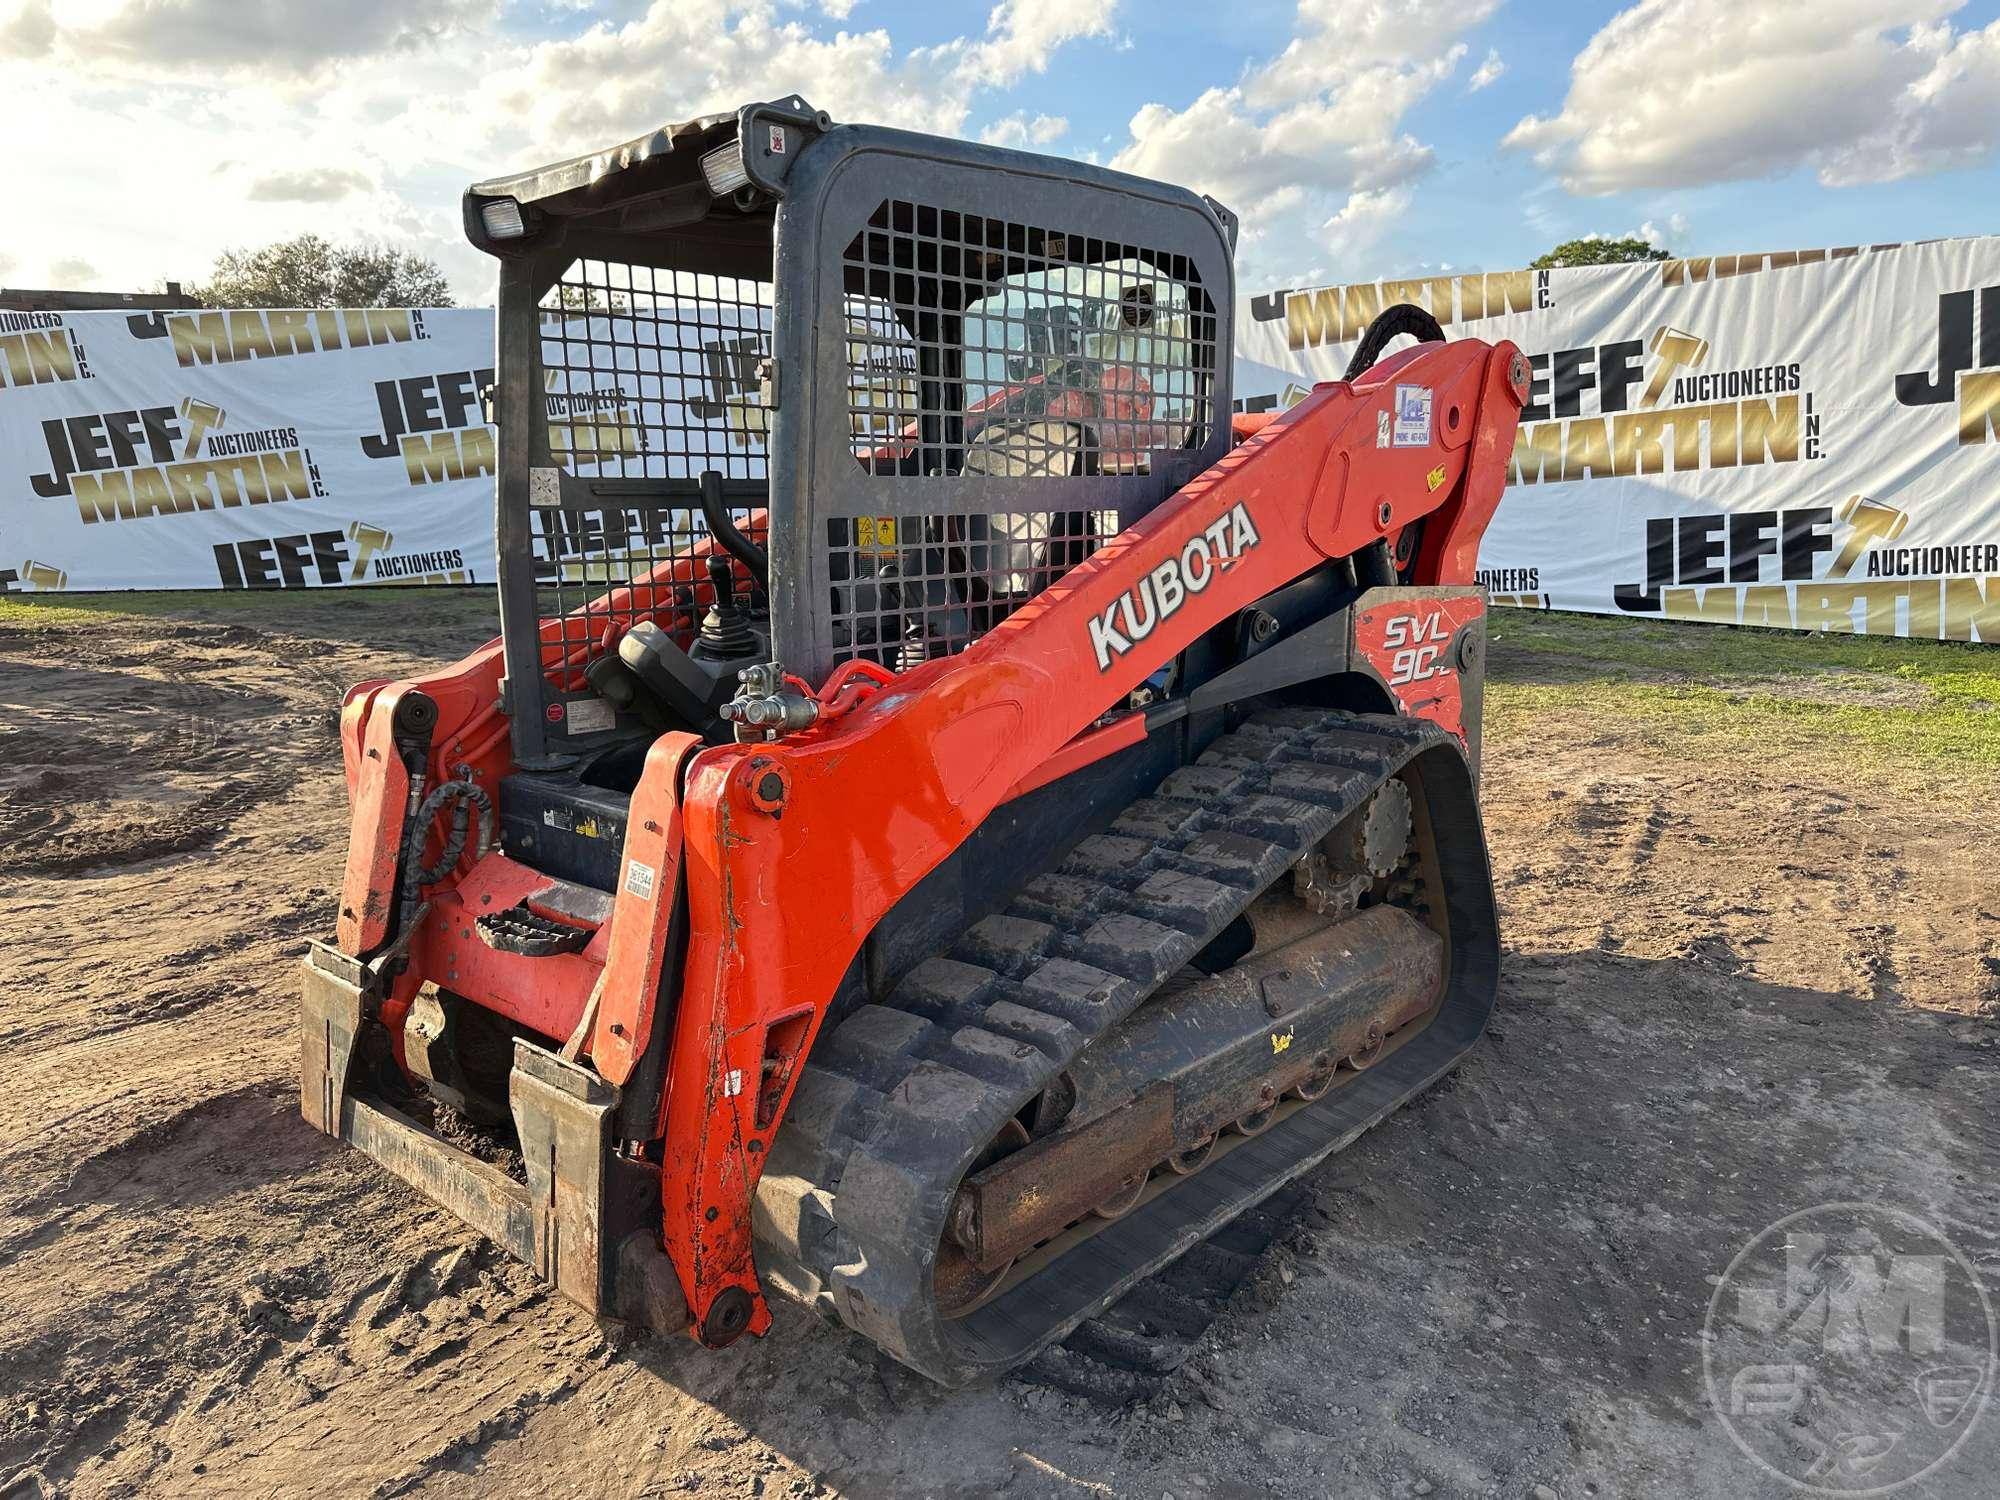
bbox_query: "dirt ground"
[2,592,1995,1499]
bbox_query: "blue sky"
[903,0,2000,278]
[3,0,1997,300]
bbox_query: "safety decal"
[564,696,615,735]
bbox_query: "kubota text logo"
[1090,502,1261,670]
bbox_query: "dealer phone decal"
[1392,385,1433,447]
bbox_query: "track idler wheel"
[1294,1053,1338,1102]
[1167,1135,1216,1175]
[1293,779,1414,916]
[1234,1084,1279,1137]
[1347,1022,1386,1071]
[1091,1170,1149,1220]
[935,1118,1031,1318]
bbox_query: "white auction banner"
[1235,239,2000,640]
[10,243,1999,645]
[0,303,784,594]
[0,307,505,592]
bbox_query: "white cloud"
[484,2,964,153]
[1252,0,1497,104]
[943,0,1116,88]
[1468,47,1504,90]
[247,167,373,203]
[1639,212,1689,246]
[979,112,1068,147]
[48,256,98,286]
[1822,16,2000,182]
[0,0,1119,298]
[1320,186,1412,263]
[3,0,496,74]
[0,0,56,56]
[1110,0,1490,285]
[1506,0,2000,194]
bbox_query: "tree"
[189,234,454,308]
[547,282,630,313]
[1529,236,1672,270]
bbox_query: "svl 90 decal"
[1353,593,1487,743]
[1381,609,1451,686]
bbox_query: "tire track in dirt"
[1,620,346,826]
[6,599,1997,1499]
[0,1081,607,1497]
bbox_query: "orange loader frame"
[313,334,1528,1347]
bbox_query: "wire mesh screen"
[826,201,1213,669]
[531,260,771,704]
[540,259,772,480]
[841,201,1217,476]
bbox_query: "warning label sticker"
[564,696,615,735]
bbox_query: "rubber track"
[1022,1179,1315,1406]
[752,708,1493,1386]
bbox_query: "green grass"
[0,586,489,626]
[5,589,1994,777]
[1487,608,2000,775]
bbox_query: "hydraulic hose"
[402,768,496,903]
[1343,302,1446,381]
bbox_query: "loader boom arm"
[657,334,1528,1340]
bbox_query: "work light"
[700,141,750,197]
[479,198,526,240]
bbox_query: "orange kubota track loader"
[302,97,1528,1387]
